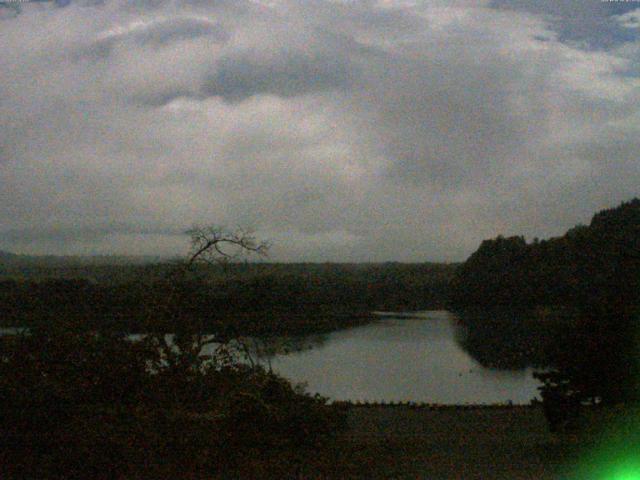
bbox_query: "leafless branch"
[142,225,270,369]
[185,225,270,267]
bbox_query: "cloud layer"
[1,0,639,261]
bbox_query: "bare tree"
[186,225,270,267]
[144,226,269,378]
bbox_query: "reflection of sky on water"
[1,312,541,404]
[269,311,541,404]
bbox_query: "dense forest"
[451,199,640,426]
[0,261,455,335]
[449,198,640,308]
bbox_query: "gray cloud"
[202,49,354,102]
[80,16,228,60]
[1,0,639,261]
[490,0,640,49]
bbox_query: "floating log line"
[331,400,538,410]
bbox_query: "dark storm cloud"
[1,0,639,260]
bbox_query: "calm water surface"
[265,311,541,404]
[1,311,542,404]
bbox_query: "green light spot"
[609,462,640,480]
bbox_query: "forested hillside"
[450,199,640,308]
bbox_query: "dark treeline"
[450,199,640,428]
[450,198,640,308]
[0,262,455,335]
[0,250,160,268]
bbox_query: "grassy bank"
[325,404,602,479]
[186,403,589,479]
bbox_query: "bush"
[0,320,345,479]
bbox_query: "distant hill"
[0,250,19,261]
[450,198,640,307]
[0,250,162,267]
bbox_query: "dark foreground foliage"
[0,319,346,479]
[534,304,640,432]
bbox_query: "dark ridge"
[449,197,640,308]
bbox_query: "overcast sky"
[1,0,639,261]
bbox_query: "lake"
[1,310,543,405]
[248,310,542,404]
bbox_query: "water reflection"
[453,308,562,370]
[251,334,329,359]
[266,311,541,404]
[0,311,545,404]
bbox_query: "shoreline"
[333,401,537,409]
